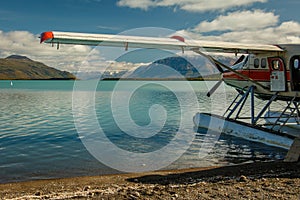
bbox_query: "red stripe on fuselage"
[222,70,250,81]
[249,70,270,81]
[223,69,291,82]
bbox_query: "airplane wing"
[40,31,284,54]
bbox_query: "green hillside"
[0,55,76,80]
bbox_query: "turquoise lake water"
[0,80,287,183]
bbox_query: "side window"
[261,58,267,68]
[294,58,299,69]
[268,57,285,71]
[272,60,280,70]
[290,56,300,91]
[254,58,259,68]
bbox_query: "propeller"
[192,48,269,97]
[207,79,223,97]
[206,61,224,97]
[232,55,245,66]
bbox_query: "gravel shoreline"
[1,161,299,199]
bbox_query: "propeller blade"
[232,55,245,66]
[192,48,268,91]
[207,79,223,97]
[215,63,224,73]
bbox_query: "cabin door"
[290,56,300,91]
[268,57,286,92]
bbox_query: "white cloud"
[178,0,267,12]
[106,61,146,71]
[117,0,156,10]
[276,21,300,36]
[117,0,300,45]
[187,23,300,44]
[233,21,300,43]
[183,9,300,44]
[117,0,267,12]
[194,10,279,32]
[0,30,102,72]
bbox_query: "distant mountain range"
[121,55,230,80]
[78,55,228,80]
[0,55,76,80]
[126,56,201,79]
[0,54,231,80]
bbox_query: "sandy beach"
[1,161,299,200]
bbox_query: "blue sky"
[0,0,300,72]
[0,0,299,34]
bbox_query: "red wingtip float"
[40,31,53,43]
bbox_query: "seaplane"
[40,31,300,159]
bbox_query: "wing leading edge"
[40,31,284,54]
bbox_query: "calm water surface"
[0,80,286,183]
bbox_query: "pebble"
[111,184,119,188]
[35,191,41,196]
[133,191,140,198]
[128,194,138,200]
[83,186,91,191]
[2,163,300,200]
[252,188,260,193]
[239,175,248,182]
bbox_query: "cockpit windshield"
[232,55,248,70]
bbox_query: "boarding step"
[271,96,299,132]
[223,86,255,120]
